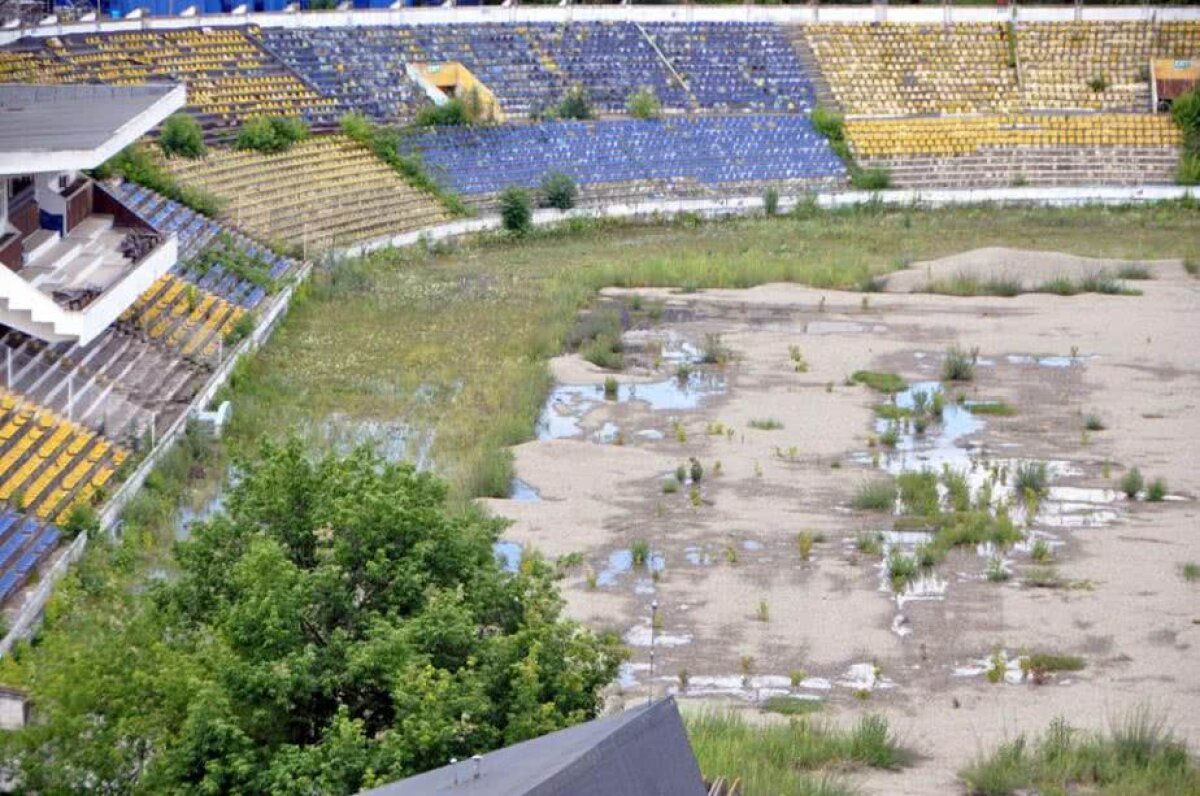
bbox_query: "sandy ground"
[885,246,1177,293]
[481,250,1200,794]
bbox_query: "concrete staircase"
[785,28,841,113]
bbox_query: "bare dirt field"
[481,249,1200,794]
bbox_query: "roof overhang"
[0,82,186,177]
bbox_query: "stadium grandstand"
[0,1,1195,646]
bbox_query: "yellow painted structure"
[413,62,503,123]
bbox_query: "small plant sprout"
[798,531,814,561]
[740,655,755,685]
[788,345,810,373]
[675,362,692,382]
[789,669,807,689]
[1120,467,1144,500]
[856,531,884,556]
[756,600,770,622]
[678,669,689,692]
[986,557,1010,582]
[879,423,900,448]
[689,457,704,483]
[1084,413,1106,432]
[1030,538,1053,563]
[1181,562,1199,582]
[674,421,687,444]
[603,376,618,400]
[1146,478,1167,502]
[986,648,1006,684]
[631,540,650,567]
[725,545,739,564]
[689,487,702,507]
[855,688,871,701]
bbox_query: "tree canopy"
[0,439,623,794]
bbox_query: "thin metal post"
[648,598,658,706]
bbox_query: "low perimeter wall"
[0,182,1194,657]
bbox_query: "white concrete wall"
[0,691,28,729]
[4,4,1199,47]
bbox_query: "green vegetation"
[927,274,1023,297]
[215,204,1200,503]
[851,370,906,393]
[763,186,780,217]
[960,711,1199,795]
[189,234,277,292]
[1117,264,1152,280]
[1022,652,1085,681]
[1120,467,1145,499]
[631,539,650,566]
[853,478,895,511]
[970,402,1015,417]
[850,167,891,191]
[1084,413,1106,431]
[556,85,593,120]
[540,171,578,211]
[687,711,910,796]
[224,311,256,346]
[234,115,310,154]
[1146,477,1168,502]
[158,112,206,159]
[414,98,474,127]
[748,418,784,431]
[1036,271,1135,296]
[499,186,534,236]
[93,144,225,217]
[1181,562,1199,583]
[0,440,622,793]
[625,85,661,120]
[1013,461,1050,498]
[338,112,469,216]
[1171,88,1200,185]
[761,697,822,717]
[942,345,976,382]
[856,531,884,556]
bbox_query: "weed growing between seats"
[222,205,1200,502]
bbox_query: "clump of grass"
[986,556,1010,582]
[689,457,703,484]
[630,540,650,567]
[928,274,1025,298]
[602,375,618,399]
[1013,461,1050,498]
[1024,566,1064,589]
[959,710,1198,795]
[851,370,906,393]
[662,479,678,494]
[1029,539,1053,563]
[1022,652,1085,684]
[898,470,940,517]
[756,600,770,622]
[701,333,731,364]
[856,531,884,556]
[1146,478,1167,502]
[761,696,822,717]
[1117,264,1152,280]
[687,710,911,795]
[874,403,912,420]
[1180,562,1199,582]
[887,552,919,592]
[941,466,972,513]
[675,463,687,484]
[1083,413,1106,431]
[942,345,976,382]
[970,401,1016,417]
[1120,467,1144,499]
[748,418,784,431]
[788,344,809,373]
[581,334,624,370]
[879,423,900,448]
[852,478,895,511]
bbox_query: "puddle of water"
[1006,354,1094,368]
[509,478,541,502]
[536,370,726,441]
[494,540,523,573]
[596,548,665,587]
[684,546,712,566]
[870,382,985,475]
[742,539,764,552]
[593,422,621,444]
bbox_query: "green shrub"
[338,111,373,143]
[1170,88,1200,142]
[763,186,780,217]
[234,115,309,154]
[942,345,975,382]
[1120,467,1144,500]
[1013,461,1049,497]
[63,503,100,537]
[850,167,891,191]
[625,86,661,120]
[748,418,784,431]
[581,334,623,370]
[158,113,206,159]
[1146,478,1167,502]
[557,85,593,120]
[852,478,894,511]
[540,171,578,210]
[1087,74,1109,93]
[499,186,533,235]
[415,98,471,127]
[224,312,256,346]
[1177,153,1200,186]
[810,106,845,142]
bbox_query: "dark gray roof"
[362,698,706,796]
[0,83,180,154]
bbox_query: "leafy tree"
[557,86,593,121]
[539,171,578,211]
[626,86,662,120]
[499,186,534,235]
[0,440,622,793]
[159,113,207,159]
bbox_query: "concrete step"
[69,215,114,242]
[20,229,58,263]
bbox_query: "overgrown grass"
[221,205,1200,502]
[960,710,1199,795]
[852,478,895,511]
[942,345,976,382]
[748,418,784,431]
[927,274,1023,297]
[761,697,823,717]
[687,710,910,796]
[969,402,1015,417]
[851,370,906,393]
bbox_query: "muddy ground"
[481,249,1200,794]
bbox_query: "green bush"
[158,113,206,159]
[1170,88,1200,142]
[1177,153,1200,186]
[499,186,533,235]
[234,115,310,154]
[626,86,661,120]
[540,171,578,210]
[557,85,594,120]
[95,144,225,218]
[338,111,374,143]
[851,167,891,191]
[224,312,256,346]
[810,106,845,142]
[763,186,780,217]
[63,503,100,537]
[415,98,471,127]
